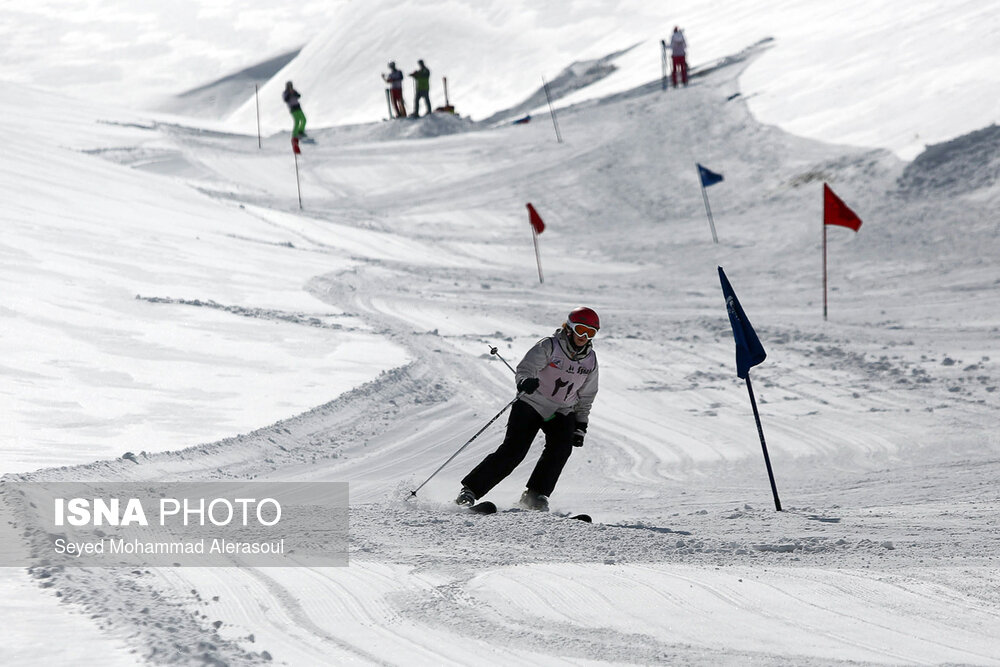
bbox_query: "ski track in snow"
[5,41,1000,666]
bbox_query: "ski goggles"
[569,322,599,339]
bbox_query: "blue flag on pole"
[697,163,724,188]
[718,267,766,379]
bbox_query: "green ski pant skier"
[291,108,306,137]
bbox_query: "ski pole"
[408,394,521,498]
[488,344,516,375]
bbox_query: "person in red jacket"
[456,307,601,511]
[382,62,407,118]
[670,26,688,88]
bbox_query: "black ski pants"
[413,90,431,117]
[462,400,576,498]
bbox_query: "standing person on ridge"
[409,59,432,117]
[456,307,601,511]
[282,81,308,138]
[382,62,407,118]
[670,26,688,88]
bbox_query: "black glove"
[517,378,540,395]
[573,421,588,447]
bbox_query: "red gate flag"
[525,203,545,283]
[526,203,545,234]
[823,184,862,231]
[291,137,301,155]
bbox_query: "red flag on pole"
[526,203,545,234]
[822,183,862,320]
[823,183,862,231]
[292,137,301,155]
[525,203,544,283]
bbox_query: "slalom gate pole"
[255,84,262,149]
[488,345,516,375]
[292,143,303,210]
[822,219,829,320]
[541,76,563,143]
[408,394,522,499]
[660,40,668,91]
[745,373,782,511]
[532,227,544,283]
[700,183,719,244]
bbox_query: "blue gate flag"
[718,266,767,379]
[698,163,724,188]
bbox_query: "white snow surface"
[3,1,999,158]
[2,2,1000,666]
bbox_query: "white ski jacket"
[514,328,599,424]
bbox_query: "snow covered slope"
[2,2,997,158]
[0,84,408,472]
[1,2,999,666]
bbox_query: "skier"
[409,59,432,117]
[382,62,407,118]
[670,26,688,88]
[282,81,308,138]
[456,307,601,511]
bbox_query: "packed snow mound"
[299,110,476,146]
[364,111,477,140]
[897,124,1000,197]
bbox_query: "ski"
[465,502,590,522]
[469,501,497,514]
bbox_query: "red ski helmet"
[566,307,600,339]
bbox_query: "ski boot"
[518,488,549,511]
[455,487,476,507]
